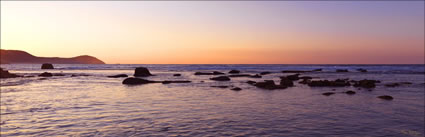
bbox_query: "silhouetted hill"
[0,49,105,64]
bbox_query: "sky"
[1,1,424,64]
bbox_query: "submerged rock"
[280,77,294,87]
[345,90,356,95]
[122,77,156,85]
[353,79,380,88]
[39,72,53,77]
[282,74,300,81]
[231,87,242,91]
[336,69,349,72]
[41,63,54,69]
[173,74,181,77]
[254,80,287,90]
[108,74,128,78]
[250,74,262,78]
[385,82,412,87]
[308,79,350,87]
[134,67,153,77]
[260,71,272,75]
[210,76,231,81]
[322,92,335,96]
[0,68,20,78]
[313,69,322,71]
[377,95,394,100]
[162,80,191,84]
[194,71,224,75]
[228,70,240,74]
[246,80,257,85]
[211,85,229,88]
[228,74,252,77]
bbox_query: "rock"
[228,74,251,77]
[41,63,54,69]
[353,79,380,88]
[280,77,294,87]
[254,80,287,90]
[210,76,231,81]
[260,71,271,75]
[108,74,128,78]
[173,74,181,77]
[194,71,224,75]
[231,87,242,91]
[228,70,240,74]
[308,79,350,87]
[299,79,311,84]
[134,67,153,77]
[385,82,413,87]
[246,80,257,85]
[0,68,20,78]
[122,77,156,85]
[53,73,66,76]
[336,69,349,72]
[250,74,262,78]
[377,95,393,100]
[313,69,322,71]
[39,72,53,77]
[356,68,367,72]
[345,90,356,95]
[281,74,300,81]
[282,70,311,73]
[162,80,191,84]
[322,92,335,96]
[211,86,229,88]
[299,76,313,80]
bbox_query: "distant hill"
[0,49,105,64]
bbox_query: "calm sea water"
[1,64,424,137]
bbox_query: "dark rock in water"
[213,71,225,75]
[308,79,350,87]
[0,68,20,78]
[281,74,300,81]
[173,74,181,77]
[122,77,156,85]
[162,80,191,84]
[231,87,242,91]
[210,76,231,81]
[353,79,380,88]
[250,74,262,78]
[345,90,356,95]
[39,72,53,77]
[299,76,313,80]
[356,68,367,72]
[211,85,229,88]
[282,70,311,73]
[53,73,66,76]
[385,82,412,87]
[322,92,335,96]
[336,69,349,72]
[260,71,271,75]
[195,71,224,75]
[313,69,322,71]
[200,81,205,83]
[108,74,128,78]
[254,80,287,90]
[246,80,257,85]
[228,70,240,74]
[71,74,90,77]
[377,95,393,100]
[229,74,251,77]
[134,67,153,77]
[280,77,294,87]
[41,63,54,69]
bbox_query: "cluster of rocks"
[0,68,21,78]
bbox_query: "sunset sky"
[1,1,424,64]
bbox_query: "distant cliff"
[0,49,105,64]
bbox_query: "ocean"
[1,64,424,137]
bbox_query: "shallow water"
[1,64,424,137]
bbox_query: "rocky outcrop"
[228,70,240,74]
[107,74,128,78]
[231,87,242,91]
[345,90,356,95]
[0,68,20,78]
[39,72,53,77]
[122,77,156,85]
[41,63,54,69]
[254,80,287,90]
[307,79,351,87]
[134,67,153,77]
[260,71,271,75]
[322,92,335,96]
[210,76,231,81]
[352,79,380,88]
[279,77,294,87]
[377,95,393,100]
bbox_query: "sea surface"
[1,64,424,137]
